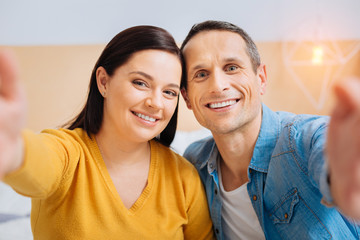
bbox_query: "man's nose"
[208,70,230,93]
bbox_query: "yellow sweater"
[4,128,214,240]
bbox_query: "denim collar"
[201,103,280,174]
[199,138,217,172]
[249,103,280,173]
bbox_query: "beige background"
[2,41,360,132]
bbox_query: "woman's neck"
[95,126,152,210]
[95,127,151,168]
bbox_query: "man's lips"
[206,99,239,109]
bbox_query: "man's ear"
[180,88,192,110]
[257,64,267,95]
[96,67,109,97]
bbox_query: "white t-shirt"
[218,163,265,240]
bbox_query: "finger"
[0,49,20,99]
[332,78,360,119]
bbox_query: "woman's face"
[97,49,182,144]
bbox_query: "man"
[180,20,360,239]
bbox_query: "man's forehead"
[185,30,243,46]
[182,30,247,65]
[184,31,245,54]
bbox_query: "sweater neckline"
[87,134,158,214]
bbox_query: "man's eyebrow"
[189,64,207,72]
[224,57,245,64]
[130,71,180,89]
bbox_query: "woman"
[0,26,214,239]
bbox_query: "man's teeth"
[209,100,236,109]
[135,112,156,122]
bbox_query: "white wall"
[1,0,360,45]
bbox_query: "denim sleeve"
[304,117,360,237]
[319,160,334,206]
[293,116,334,205]
[308,120,334,205]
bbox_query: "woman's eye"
[132,80,148,87]
[164,90,178,97]
[225,65,238,72]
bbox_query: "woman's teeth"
[135,112,156,122]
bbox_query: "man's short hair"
[180,20,261,89]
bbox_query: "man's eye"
[195,71,208,78]
[225,65,238,72]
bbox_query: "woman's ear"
[96,67,108,97]
[181,88,192,109]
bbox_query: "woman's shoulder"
[40,127,87,138]
[22,128,93,153]
[34,128,90,144]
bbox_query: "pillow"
[0,182,32,239]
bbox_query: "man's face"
[182,30,267,135]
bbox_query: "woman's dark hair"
[180,20,261,90]
[65,25,182,147]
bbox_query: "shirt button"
[253,195,257,201]
[209,163,213,168]
[215,228,219,234]
[284,213,288,219]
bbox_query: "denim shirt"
[184,104,360,240]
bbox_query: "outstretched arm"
[327,77,360,220]
[0,49,27,179]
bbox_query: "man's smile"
[206,99,239,109]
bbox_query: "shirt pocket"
[268,188,331,240]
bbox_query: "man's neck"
[213,114,262,191]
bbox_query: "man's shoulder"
[183,136,215,167]
[271,111,330,155]
[279,112,329,133]
[262,104,328,135]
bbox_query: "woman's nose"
[145,91,164,109]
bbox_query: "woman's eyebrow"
[167,83,180,89]
[129,71,153,80]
